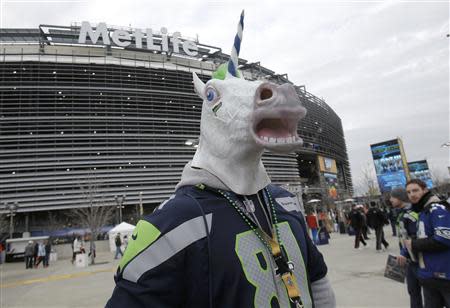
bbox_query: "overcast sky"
[2,0,449,194]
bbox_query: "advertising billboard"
[408,160,433,189]
[324,172,338,199]
[370,138,409,193]
[318,156,338,174]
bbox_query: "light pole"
[7,202,18,239]
[115,195,125,224]
[139,192,144,217]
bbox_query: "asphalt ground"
[0,227,409,308]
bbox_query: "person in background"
[367,201,389,252]
[34,241,46,268]
[89,240,96,264]
[306,210,319,244]
[44,239,51,268]
[0,240,4,264]
[33,240,39,266]
[72,236,81,264]
[389,206,399,237]
[361,205,370,240]
[114,233,123,259]
[24,240,34,269]
[123,235,129,250]
[390,187,423,308]
[349,204,367,249]
[70,233,76,263]
[79,237,86,254]
[404,179,450,307]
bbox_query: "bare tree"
[429,166,450,197]
[67,173,115,264]
[357,162,380,203]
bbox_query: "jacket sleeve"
[411,237,448,254]
[411,204,450,254]
[403,213,418,239]
[300,214,336,307]
[106,210,187,307]
[430,205,450,247]
[106,262,185,308]
[311,276,336,308]
[399,212,417,258]
[400,247,410,258]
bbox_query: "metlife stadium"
[0,23,352,232]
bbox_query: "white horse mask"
[189,11,307,195]
[191,72,307,195]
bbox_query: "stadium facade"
[0,23,352,232]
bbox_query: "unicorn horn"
[227,10,244,78]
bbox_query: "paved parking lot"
[0,227,408,307]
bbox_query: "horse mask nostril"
[260,88,273,101]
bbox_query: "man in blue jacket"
[404,179,450,307]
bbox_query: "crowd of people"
[24,239,52,269]
[303,177,450,307]
[345,179,450,308]
[348,201,390,251]
[398,179,450,307]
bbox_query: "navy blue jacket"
[396,206,419,258]
[106,184,327,308]
[416,202,450,280]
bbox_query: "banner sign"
[324,172,338,199]
[318,156,337,174]
[408,160,433,189]
[78,22,199,56]
[370,138,409,193]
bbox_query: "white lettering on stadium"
[78,21,198,56]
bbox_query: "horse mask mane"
[190,11,307,195]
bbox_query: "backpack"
[350,210,363,228]
[380,210,389,225]
[115,236,122,246]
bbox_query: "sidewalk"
[319,228,409,307]
[1,252,119,308]
[0,227,409,307]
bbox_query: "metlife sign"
[78,21,199,56]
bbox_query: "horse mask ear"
[192,72,206,100]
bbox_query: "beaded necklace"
[196,183,304,307]
[217,187,281,251]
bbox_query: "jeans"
[43,254,49,267]
[420,278,450,308]
[25,256,33,269]
[391,221,397,236]
[114,247,123,259]
[310,228,319,245]
[354,227,367,248]
[406,263,423,308]
[375,226,389,250]
[35,256,43,267]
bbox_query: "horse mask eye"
[205,87,219,103]
[205,86,222,115]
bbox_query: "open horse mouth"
[251,82,306,152]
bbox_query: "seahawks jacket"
[106,168,334,308]
[396,205,419,259]
[413,194,450,281]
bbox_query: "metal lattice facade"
[0,25,352,214]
